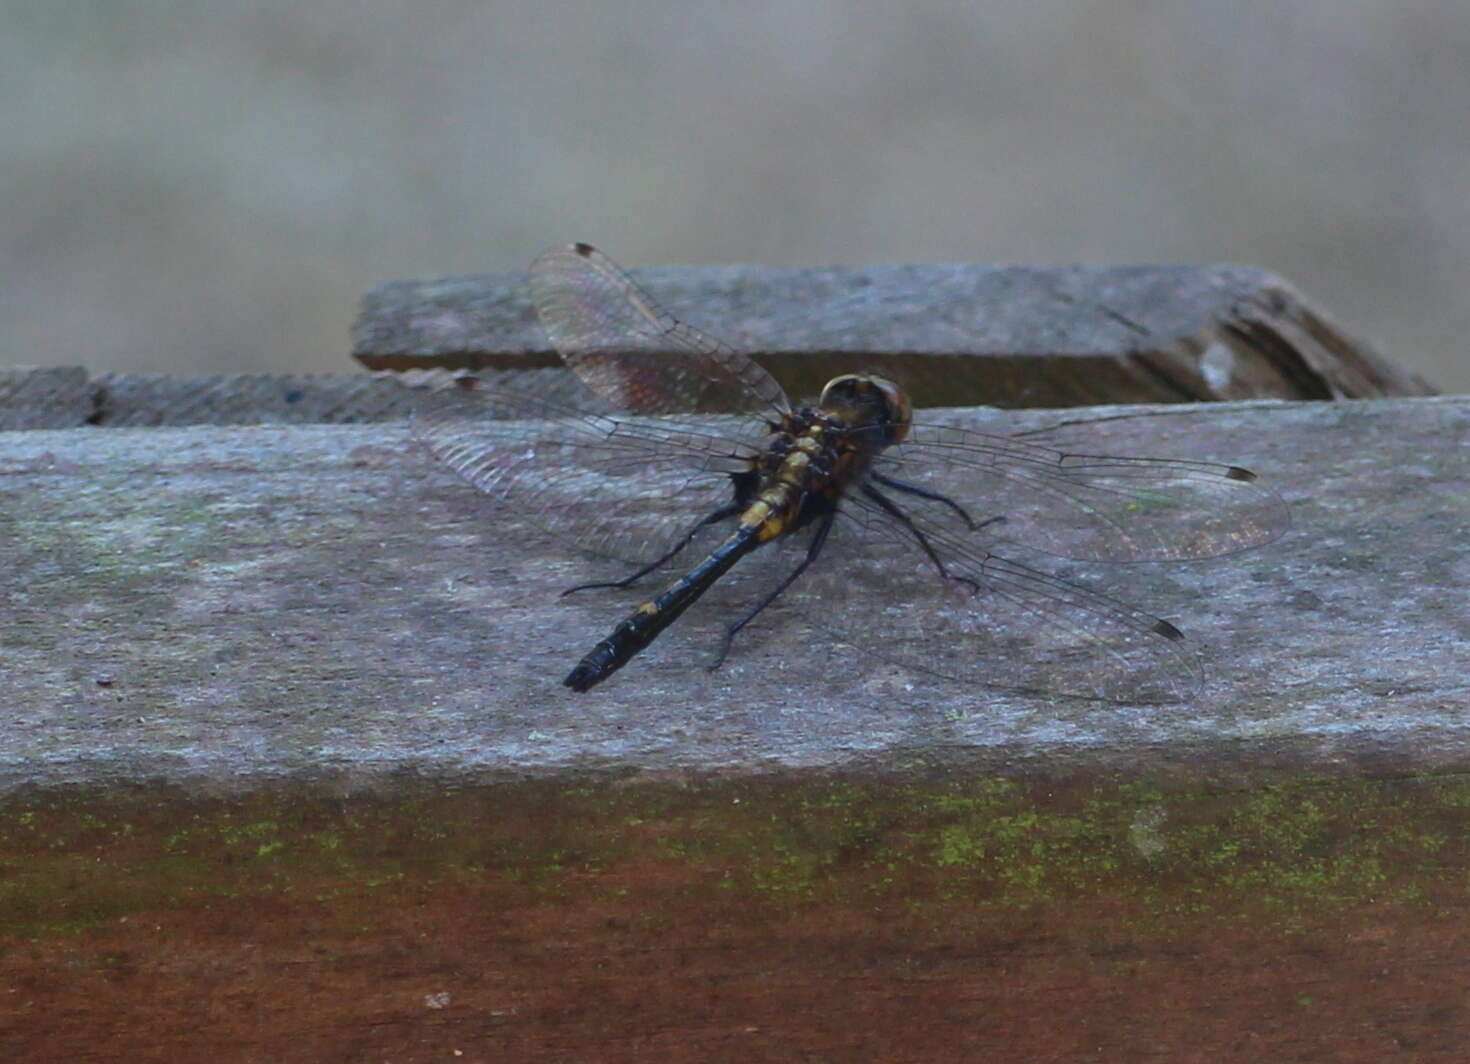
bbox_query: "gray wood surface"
[4,395,1466,794]
[90,370,429,426]
[353,262,1434,407]
[0,368,439,428]
[0,366,94,429]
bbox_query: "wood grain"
[353,262,1436,407]
[3,395,1466,793]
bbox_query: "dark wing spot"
[572,242,597,256]
[1225,466,1257,482]
[1152,619,1185,641]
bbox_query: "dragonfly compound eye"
[819,374,912,446]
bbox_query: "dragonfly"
[414,242,1288,700]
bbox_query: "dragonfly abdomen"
[563,523,766,692]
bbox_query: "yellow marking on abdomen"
[777,451,811,487]
[740,499,773,528]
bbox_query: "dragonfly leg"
[561,501,744,596]
[860,483,984,594]
[870,471,1001,533]
[708,509,836,671]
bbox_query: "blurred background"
[5,1,1467,390]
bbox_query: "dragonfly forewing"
[530,243,791,417]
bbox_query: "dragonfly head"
[818,374,912,447]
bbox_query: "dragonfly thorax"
[737,377,913,543]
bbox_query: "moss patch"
[2,771,1468,941]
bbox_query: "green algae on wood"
[3,772,1469,940]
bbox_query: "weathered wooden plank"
[3,396,1468,1059]
[3,396,1466,793]
[6,774,1470,1060]
[89,370,430,426]
[0,368,616,427]
[0,366,94,429]
[0,369,449,428]
[353,262,1435,407]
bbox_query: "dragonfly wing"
[789,492,1205,703]
[873,419,1290,563]
[412,375,756,567]
[530,243,791,418]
